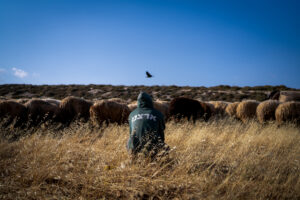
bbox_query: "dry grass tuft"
[0,120,299,199]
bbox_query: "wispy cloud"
[0,68,6,73]
[12,67,28,78]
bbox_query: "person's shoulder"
[129,109,137,118]
[129,107,142,117]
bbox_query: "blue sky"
[0,0,299,88]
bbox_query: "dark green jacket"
[127,92,165,152]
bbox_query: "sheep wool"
[208,101,229,115]
[169,97,204,122]
[153,100,170,120]
[236,100,260,123]
[275,101,300,125]
[198,101,212,121]
[0,100,27,120]
[256,100,280,123]
[25,99,60,123]
[225,102,240,118]
[279,91,300,102]
[90,100,130,126]
[60,96,93,122]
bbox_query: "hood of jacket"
[137,92,153,109]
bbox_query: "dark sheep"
[0,100,27,126]
[59,96,93,123]
[25,99,60,125]
[169,97,204,122]
[198,101,212,121]
[268,90,280,100]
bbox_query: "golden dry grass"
[0,119,299,199]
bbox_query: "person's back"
[127,92,165,156]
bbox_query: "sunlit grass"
[0,119,299,199]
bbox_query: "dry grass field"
[0,119,299,199]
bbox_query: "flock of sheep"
[168,95,299,125]
[0,91,299,128]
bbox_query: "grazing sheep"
[209,101,229,116]
[198,101,212,121]
[275,101,300,125]
[25,99,60,124]
[90,100,130,125]
[154,100,170,120]
[60,96,93,122]
[236,100,260,123]
[268,90,280,100]
[43,98,61,107]
[205,102,215,116]
[0,100,27,125]
[169,97,204,122]
[256,100,280,123]
[225,102,240,118]
[278,91,300,102]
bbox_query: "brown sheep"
[169,97,204,122]
[198,101,212,121]
[0,100,27,126]
[25,99,60,124]
[225,102,240,118]
[208,101,229,116]
[60,96,93,122]
[153,100,170,120]
[236,100,260,123]
[90,100,130,125]
[43,98,61,107]
[256,100,280,123]
[275,101,300,125]
[205,102,215,116]
[278,91,300,102]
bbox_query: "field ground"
[1,84,298,102]
[0,119,299,199]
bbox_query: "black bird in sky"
[146,71,153,78]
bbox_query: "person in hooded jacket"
[127,92,166,159]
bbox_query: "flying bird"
[146,71,153,78]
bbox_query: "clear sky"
[0,0,299,88]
